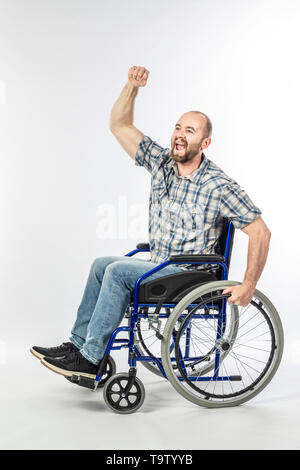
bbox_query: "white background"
[0,0,299,450]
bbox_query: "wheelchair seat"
[136,269,217,303]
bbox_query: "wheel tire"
[103,373,145,414]
[161,280,284,408]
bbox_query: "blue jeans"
[69,256,182,365]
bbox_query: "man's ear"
[201,137,211,150]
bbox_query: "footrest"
[66,375,95,389]
[230,375,242,381]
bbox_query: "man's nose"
[175,130,186,140]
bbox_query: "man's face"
[171,113,209,163]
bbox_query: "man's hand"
[128,66,150,88]
[222,283,255,307]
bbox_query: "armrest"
[169,254,226,263]
[136,243,150,250]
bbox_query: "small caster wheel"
[103,373,145,414]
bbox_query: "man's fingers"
[136,68,149,84]
[222,287,235,303]
[222,288,233,294]
[140,69,149,81]
[128,66,139,81]
[130,66,144,79]
[128,66,149,83]
[136,66,146,79]
[128,65,137,76]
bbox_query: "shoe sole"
[30,348,45,360]
[40,358,97,379]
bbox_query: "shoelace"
[47,342,71,352]
[57,350,81,365]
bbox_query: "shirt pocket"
[151,183,177,235]
[178,203,205,245]
[151,182,167,202]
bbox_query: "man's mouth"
[175,141,186,152]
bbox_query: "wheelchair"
[67,218,284,414]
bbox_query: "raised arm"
[110,66,150,159]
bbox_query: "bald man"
[31,66,271,380]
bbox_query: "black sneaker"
[41,350,99,378]
[30,342,79,360]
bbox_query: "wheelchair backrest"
[215,218,235,280]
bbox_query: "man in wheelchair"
[30,65,271,387]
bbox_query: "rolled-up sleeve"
[135,135,166,175]
[219,182,262,229]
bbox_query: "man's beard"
[171,140,203,163]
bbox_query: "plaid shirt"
[135,136,262,271]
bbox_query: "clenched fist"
[128,66,150,87]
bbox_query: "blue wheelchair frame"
[94,222,235,387]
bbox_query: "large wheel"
[161,280,284,408]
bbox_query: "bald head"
[182,111,212,139]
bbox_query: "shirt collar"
[170,153,208,183]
